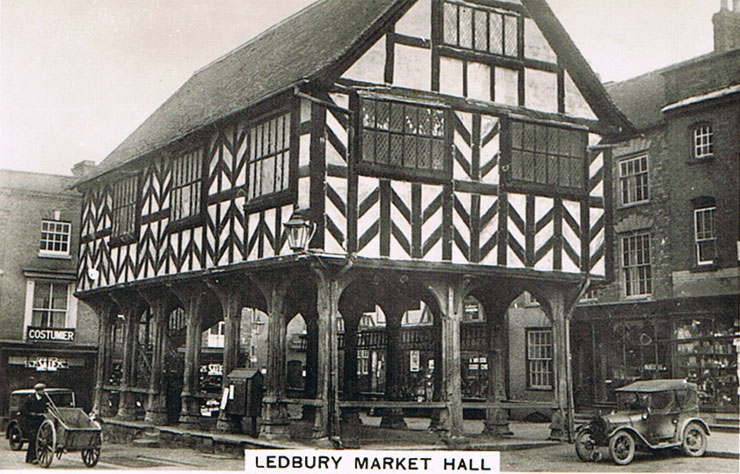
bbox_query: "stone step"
[133,429,161,448]
[133,438,160,448]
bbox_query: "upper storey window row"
[361,98,447,175]
[171,149,203,221]
[111,175,138,239]
[443,1,520,57]
[247,113,291,200]
[510,121,586,189]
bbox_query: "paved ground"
[501,443,739,472]
[3,416,735,471]
[0,440,244,470]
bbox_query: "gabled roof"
[520,0,634,134]
[605,48,740,131]
[77,0,409,185]
[77,0,632,186]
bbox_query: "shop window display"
[674,318,738,409]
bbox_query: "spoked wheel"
[81,448,101,467]
[682,422,707,457]
[36,420,56,468]
[8,425,24,451]
[608,431,635,465]
[575,429,600,462]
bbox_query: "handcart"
[35,394,102,468]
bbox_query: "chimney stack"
[71,160,96,178]
[713,0,740,52]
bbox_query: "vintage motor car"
[4,388,76,451]
[574,379,710,465]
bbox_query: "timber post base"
[259,400,290,441]
[116,389,139,421]
[548,409,569,441]
[379,408,408,429]
[483,409,513,437]
[178,394,203,427]
[145,393,168,425]
[215,410,241,434]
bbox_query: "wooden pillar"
[257,277,291,440]
[544,289,573,442]
[379,306,407,429]
[87,297,114,417]
[206,277,245,433]
[426,279,466,438]
[311,263,353,444]
[138,289,171,425]
[302,312,319,421]
[483,305,512,437]
[341,312,361,425]
[169,283,207,426]
[110,292,144,421]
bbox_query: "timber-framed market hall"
[73,0,631,444]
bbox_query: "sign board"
[26,357,69,372]
[409,350,420,372]
[27,327,75,342]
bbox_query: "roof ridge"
[606,48,740,88]
[193,0,327,76]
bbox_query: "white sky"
[0,0,718,176]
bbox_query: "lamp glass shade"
[285,213,314,251]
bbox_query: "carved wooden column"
[254,276,291,440]
[86,296,114,417]
[426,278,466,438]
[110,291,145,420]
[138,289,172,425]
[483,304,512,437]
[379,304,407,429]
[311,263,353,444]
[547,290,570,441]
[340,311,361,425]
[206,277,244,433]
[170,283,207,426]
[302,312,318,421]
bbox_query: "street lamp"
[284,209,316,252]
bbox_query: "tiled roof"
[77,0,633,186]
[78,0,405,185]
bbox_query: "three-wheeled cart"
[35,396,102,468]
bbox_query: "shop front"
[0,340,97,430]
[572,295,739,413]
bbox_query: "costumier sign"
[27,327,75,342]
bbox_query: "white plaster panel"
[343,36,386,84]
[565,71,597,119]
[524,68,558,113]
[394,44,431,91]
[440,57,464,97]
[494,67,519,106]
[524,18,557,63]
[467,61,491,102]
[395,0,431,38]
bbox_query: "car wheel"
[681,422,707,457]
[575,429,598,462]
[8,425,24,451]
[609,431,635,465]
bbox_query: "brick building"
[571,1,740,412]
[0,163,98,423]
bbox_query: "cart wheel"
[575,429,598,462]
[82,448,101,468]
[8,425,24,451]
[682,422,707,457]
[36,420,56,468]
[608,431,635,465]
